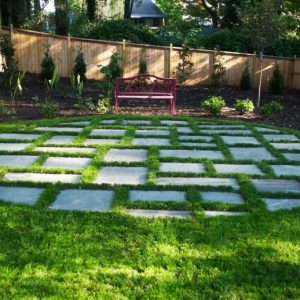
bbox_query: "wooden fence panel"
[293,59,300,90]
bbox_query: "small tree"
[138,46,147,74]
[268,63,284,94]
[240,62,251,90]
[239,0,281,107]
[176,42,193,84]
[40,42,55,82]
[211,48,225,88]
[74,47,87,82]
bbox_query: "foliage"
[44,65,60,101]
[0,100,15,116]
[234,98,254,114]
[259,101,283,118]
[74,47,87,82]
[268,64,284,95]
[96,97,113,114]
[139,47,148,75]
[70,74,84,97]
[86,0,97,22]
[211,49,225,88]
[202,96,226,114]
[9,70,26,106]
[74,97,95,111]
[55,0,69,35]
[40,42,55,82]
[176,42,194,84]
[240,62,252,90]
[33,96,60,118]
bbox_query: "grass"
[0,114,299,298]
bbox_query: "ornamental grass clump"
[202,96,226,114]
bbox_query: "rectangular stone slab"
[84,138,121,145]
[199,125,246,129]
[180,142,216,147]
[4,173,81,183]
[0,133,41,140]
[90,129,126,137]
[127,209,191,218]
[104,149,148,163]
[161,120,189,126]
[0,143,29,151]
[61,121,91,126]
[122,120,152,125]
[200,192,243,204]
[262,198,300,211]
[0,155,39,167]
[101,120,116,124]
[221,136,260,145]
[270,165,300,176]
[42,157,91,169]
[35,127,83,133]
[204,211,246,217]
[251,179,300,193]
[157,177,239,189]
[132,138,170,146]
[159,149,224,159]
[50,189,114,211]
[200,129,252,135]
[0,186,44,205]
[35,147,96,154]
[283,153,300,161]
[263,134,299,142]
[159,162,205,173]
[254,127,281,133]
[229,147,275,161]
[214,164,264,175]
[270,143,300,150]
[135,130,169,136]
[94,167,147,185]
[44,135,76,145]
[178,135,213,142]
[129,190,186,202]
[177,127,193,134]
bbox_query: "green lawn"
[0,115,299,299]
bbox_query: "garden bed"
[0,73,299,129]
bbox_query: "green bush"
[97,97,112,114]
[40,43,55,82]
[259,101,283,118]
[235,99,255,114]
[240,63,252,90]
[139,47,148,75]
[268,64,284,94]
[74,47,87,82]
[202,96,226,114]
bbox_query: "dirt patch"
[1,73,299,129]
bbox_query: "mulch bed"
[1,73,299,129]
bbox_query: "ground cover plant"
[0,114,299,298]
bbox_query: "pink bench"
[114,74,177,115]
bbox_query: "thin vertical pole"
[122,39,126,76]
[169,43,173,78]
[67,34,72,77]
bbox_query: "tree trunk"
[55,0,69,35]
[257,51,263,107]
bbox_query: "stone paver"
[95,167,147,185]
[90,129,126,137]
[262,198,300,211]
[157,177,239,189]
[159,162,205,173]
[129,190,186,202]
[44,135,76,145]
[270,143,300,150]
[132,138,170,146]
[101,120,116,124]
[214,164,264,175]
[161,120,189,126]
[270,165,300,176]
[62,121,90,126]
[35,147,96,154]
[180,142,216,147]
[0,133,41,140]
[104,149,148,163]
[43,157,91,169]
[200,129,252,135]
[178,135,213,142]
[4,173,81,183]
[254,127,281,133]
[159,149,224,160]
[122,120,152,125]
[251,179,300,193]
[263,134,299,142]
[0,155,39,167]
[50,189,114,211]
[135,129,169,136]
[0,143,29,151]
[283,153,300,161]
[128,209,191,218]
[35,127,83,133]
[221,136,260,145]
[199,124,246,129]
[229,147,275,161]
[204,211,246,217]
[0,186,44,205]
[84,138,121,145]
[177,127,193,134]
[200,192,243,204]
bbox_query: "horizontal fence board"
[0,27,299,90]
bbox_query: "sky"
[45,0,55,13]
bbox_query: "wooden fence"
[1,27,299,90]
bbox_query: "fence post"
[122,39,126,76]
[67,34,72,77]
[252,52,256,88]
[9,23,13,42]
[169,43,173,78]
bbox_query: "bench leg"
[171,98,176,115]
[115,97,119,114]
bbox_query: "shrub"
[240,62,252,90]
[139,47,148,75]
[33,96,59,118]
[235,99,255,114]
[74,47,86,82]
[211,49,225,88]
[176,42,193,84]
[70,74,84,97]
[259,101,283,118]
[40,42,55,82]
[268,63,284,94]
[202,96,226,114]
[97,97,112,114]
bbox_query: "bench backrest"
[115,74,176,94]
